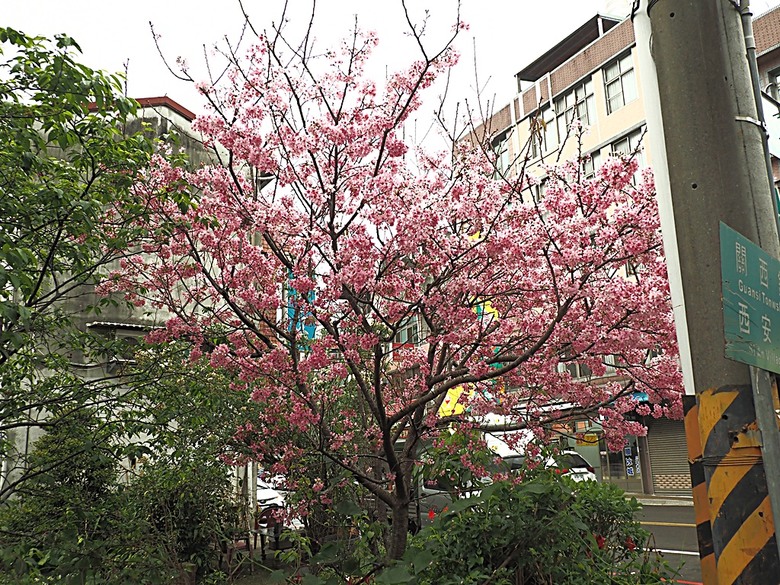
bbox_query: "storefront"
[597,435,645,493]
[560,414,690,495]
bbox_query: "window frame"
[491,128,512,175]
[554,77,595,141]
[557,358,592,380]
[529,104,557,159]
[769,68,780,101]
[610,127,645,169]
[582,151,601,179]
[603,52,638,114]
[394,316,420,346]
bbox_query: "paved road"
[636,504,702,584]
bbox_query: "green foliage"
[270,467,390,583]
[0,25,160,501]
[0,26,153,362]
[0,411,175,584]
[304,502,390,582]
[0,26,255,585]
[266,474,678,585]
[124,458,235,576]
[0,344,263,584]
[417,431,497,496]
[385,474,679,585]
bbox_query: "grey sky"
[5,0,780,131]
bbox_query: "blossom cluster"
[99,22,682,499]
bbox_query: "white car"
[495,450,598,482]
[546,451,598,482]
[256,476,304,531]
[257,476,286,509]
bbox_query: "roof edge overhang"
[515,14,621,83]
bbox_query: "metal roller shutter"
[647,418,691,495]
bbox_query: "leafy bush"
[128,458,235,576]
[0,331,271,583]
[276,473,678,585]
[0,412,175,584]
[378,473,678,585]
[0,431,235,584]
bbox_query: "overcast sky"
[5,0,780,133]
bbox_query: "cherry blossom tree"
[100,1,682,559]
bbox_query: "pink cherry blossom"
[101,16,682,559]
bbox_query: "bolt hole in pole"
[670,12,675,17]
[691,183,698,189]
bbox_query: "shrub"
[0,413,236,584]
[383,473,679,585]
[127,458,235,577]
[0,412,175,584]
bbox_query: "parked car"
[485,427,597,482]
[545,450,597,482]
[257,476,286,509]
[256,475,304,531]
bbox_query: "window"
[645,347,661,363]
[582,151,601,179]
[769,68,780,101]
[86,321,146,373]
[529,105,557,158]
[624,260,639,279]
[394,317,419,345]
[491,128,511,174]
[611,128,645,168]
[108,334,141,374]
[555,78,595,140]
[558,359,592,380]
[603,52,637,114]
[604,354,618,374]
[524,177,547,204]
[574,421,590,433]
[568,362,592,379]
[254,168,274,194]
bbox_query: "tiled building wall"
[475,5,780,173]
[522,86,538,115]
[519,19,634,119]
[550,19,634,97]
[755,5,780,55]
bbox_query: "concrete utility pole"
[635,1,780,584]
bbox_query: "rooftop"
[515,15,621,83]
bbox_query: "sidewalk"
[626,492,694,506]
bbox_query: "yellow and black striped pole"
[696,386,779,584]
[684,395,717,583]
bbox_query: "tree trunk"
[388,503,409,560]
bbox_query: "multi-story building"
[1,96,217,495]
[476,2,780,496]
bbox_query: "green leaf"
[520,481,553,495]
[334,499,362,516]
[446,497,476,513]
[475,481,499,501]
[311,541,340,565]
[377,564,415,585]
[301,574,324,585]
[267,570,287,583]
[341,556,361,573]
[408,549,434,573]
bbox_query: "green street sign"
[720,222,780,374]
